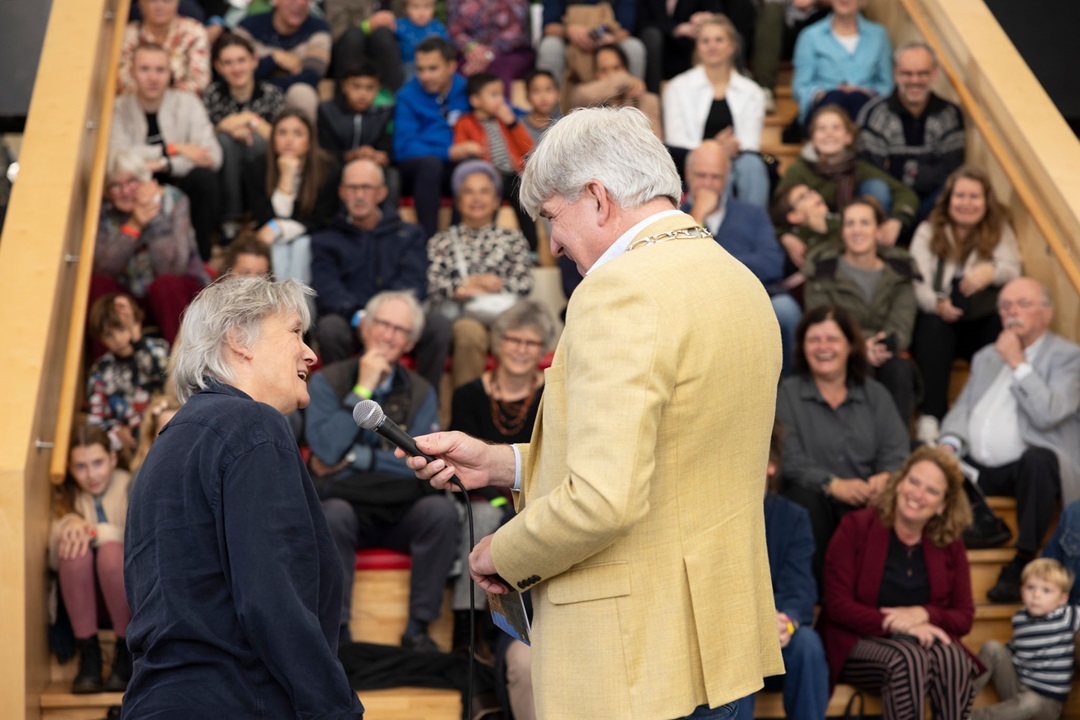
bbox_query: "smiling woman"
[123,276,363,719]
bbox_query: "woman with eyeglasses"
[425,160,534,388]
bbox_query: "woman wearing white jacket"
[662,13,769,208]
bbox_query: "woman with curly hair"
[820,445,980,720]
[909,165,1022,442]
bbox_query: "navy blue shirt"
[124,382,362,719]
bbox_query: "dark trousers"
[873,355,918,428]
[912,311,1002,419]
[783,483,858,594]
[806,89,873,128]
[315,311,452,392]
[734,627,830,720]
[173,167,221,261]
[398,155,455,239]
[332,26,404,92]
[322,495,460,635]
[501,171,537,252]
[968,448,1060,555]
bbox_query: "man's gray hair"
[518,106,682,218]
[894,41,938,67]
[361,290,425,346]
[491,299,557,351]
[172,276,315,402]
[107,148,152,183]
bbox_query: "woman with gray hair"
[91,147,206,345]
[123,276,364,719]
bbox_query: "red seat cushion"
[355,548,412,571]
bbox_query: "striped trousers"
[839,636,978,720]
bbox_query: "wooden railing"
[0,0,129,716]
[868,0,1080,342]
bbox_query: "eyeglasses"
[342,183,382,194]
[502,335,544,351]
[370,317,412,339]
[107,177,140,192]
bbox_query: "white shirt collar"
[586,209,683,276]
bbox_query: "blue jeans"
[731,152,771,210]
[733,628,830,720]
[857,178,893,215]
[771,292,802,377]
[675,700,738,719]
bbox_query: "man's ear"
[586,181,615,226]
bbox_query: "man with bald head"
[685,140,801,373]
[310,158,451,389]
[940,277,1080,602]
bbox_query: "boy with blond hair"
[974,558,1080,719]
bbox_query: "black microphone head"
[352,399,384,430]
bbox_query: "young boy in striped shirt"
[973,558,1080,719]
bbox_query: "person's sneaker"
[401,632,441,653]
[987,559,1023,603]
[916,415,940,445]
[763,88,777,114]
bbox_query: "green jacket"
[778,153,919,227]
[803,245,920,352]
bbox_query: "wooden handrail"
[885,0,1080,298]
[49,1,130,486]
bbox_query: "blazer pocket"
[544,361,565,387]
[547,561,631,605]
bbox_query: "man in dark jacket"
[311,157,450,390]
[306,290,460,652]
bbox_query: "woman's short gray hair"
[518,106,682,218]
[107,147,152,183]
[171,276,315,402]
[361,290,425,346]
[491,300,556,352]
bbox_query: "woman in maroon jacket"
[821,445,981,720]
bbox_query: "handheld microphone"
[352,399,435,462]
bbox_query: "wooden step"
[964,602,1020,656]
[969,547,1017,603]
[350,567,455,650]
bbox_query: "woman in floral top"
[117,0,211,96]
[426,160,534,388]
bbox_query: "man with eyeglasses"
[310,157,452,390]
[938,277,1080,602]
[856,42,966,228]
[305,290,460,653]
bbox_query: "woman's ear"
[224,327,252,360]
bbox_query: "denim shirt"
[124,381,363,719]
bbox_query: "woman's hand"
[713,127,740,158]
[829,478,873,506]
[865,333,893,368]
[935,297,964,323]
[277,153,303,179]
[129,181,162,229]
[566,24,595,52]
[881,605,930,634]
[780,233,808,268]
[907,622,951,649]
[878,218,902,247]
[959,262,995,296]
[58,520,95,561]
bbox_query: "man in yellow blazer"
[404,107,785,719]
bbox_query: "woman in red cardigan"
[821,445,981,719]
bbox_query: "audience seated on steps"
[908,165,1022,445]
[734,419,829,720]
[518,69,561,143]
[571,43,662,140]
[683,140,800,375]
[306,291,460,653]
[751,0,827,112]
[234,0,332,121]
[309,158,451,391]
[243,109,342,283]
[426,161,534,389]
[856,42,965,230]
[394,0,450,82]
[939,278,1080,604]
[110,43,223,261]
[448,0,536,89]
[324,0,405,92]
[118,0,211,97]
[771,182,841,272]
[803,197,919,426]
[777,304,910,589]
[821,446,980,720]
[50,425,134,694]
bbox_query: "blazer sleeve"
[924,541,975,636]
[488,268,672,584]
[823,512,887,636]
[1013,341,1080,431]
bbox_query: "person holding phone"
[803,196,919,425]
